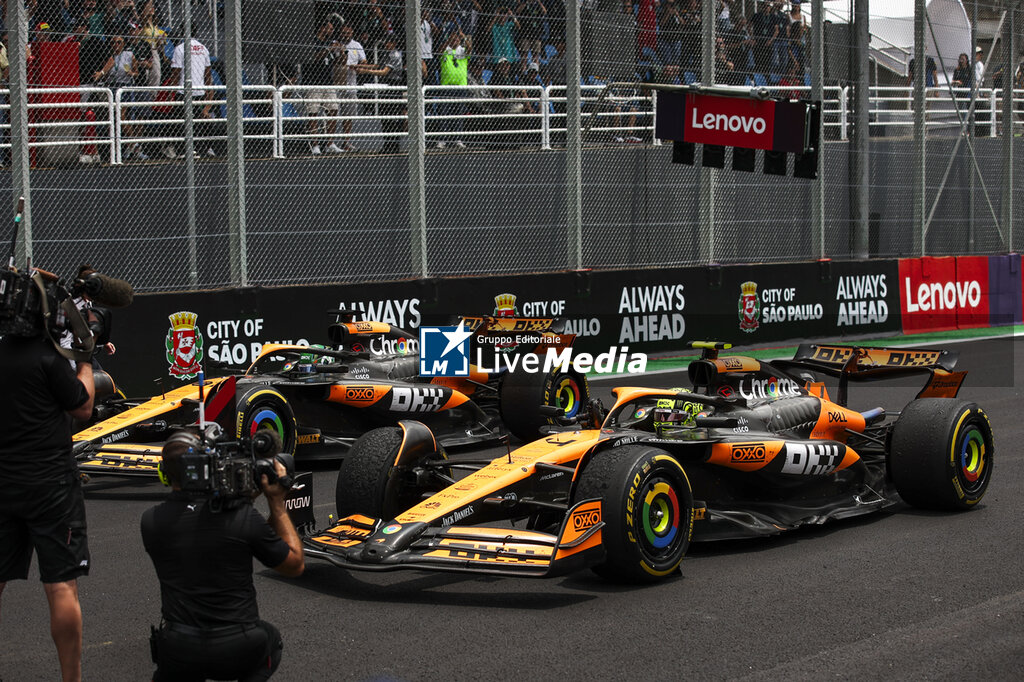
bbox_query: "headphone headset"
[158,431,202,487]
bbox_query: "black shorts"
[153,620,282,682]
[0,476,90,583]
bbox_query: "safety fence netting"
[3,0,1022,291]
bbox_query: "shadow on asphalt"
[263,563,602,609]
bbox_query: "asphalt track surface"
[3,336,1023,681]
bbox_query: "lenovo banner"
[655,91,809,153]
[899,256,991,333]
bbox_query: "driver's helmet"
[652,397,714,430]
[283,344,331,372]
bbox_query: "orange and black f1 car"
[304,342,994,583]
[73,315,589,476]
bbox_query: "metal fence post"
[566,0,582,270]
[406,0,427,278]
[812,0,825,259]
[225,0,247,286]
[913,0,926,257]
[1001,0,1015,251]
[840,87,849,140]
[850,0,871,259]
[183,0,199,287]
[699,0,716,263]
[114,89,123,165]
[7,0,30,263]
[273,89,283,158]
[540,86,551,150]
[651,89,660,146]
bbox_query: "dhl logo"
[810,346,854,364]
[885,350,942,367]
[429,541,549,564]
[345,386,376,401]
[571,508,601,531]
[730,443,767,462]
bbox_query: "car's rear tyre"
[890,398,993,510]
[573,445,694,583]
[500,367,590,442]
[236,387,297,455]
[336,427,449,520]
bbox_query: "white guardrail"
[0,84,1022,163]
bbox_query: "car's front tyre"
[574,445,694,583]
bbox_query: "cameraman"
[0,333,95,682]
[141,433,305,681]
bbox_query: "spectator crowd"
[2,0,1018,162]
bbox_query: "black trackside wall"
[100,259,901,396]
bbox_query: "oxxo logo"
[345,386,375,401]
[730,443,767,463]
[571,508,601,531]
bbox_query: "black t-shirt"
[0,336,89,482]
[140,494,290,629]
[304,37,338,86]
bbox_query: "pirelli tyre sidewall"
[499,367,590,442]
[575,444,694,583]
[890,398,994,511]
[335,425,449,520]
[235,386,298,456]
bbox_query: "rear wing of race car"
[774,343,965,405]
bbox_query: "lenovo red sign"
[655,91,810,154]
[898,256,990,333]
[684,94,776,150]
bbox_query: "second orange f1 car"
[304,342,994,583]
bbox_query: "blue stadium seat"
[753,73,767,86]
[683,71,696,84]
[804,73,812,87]
[545,44,558,60]
[482,69,493,84]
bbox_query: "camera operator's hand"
[262,459,305,577]
[260,459,289,503]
